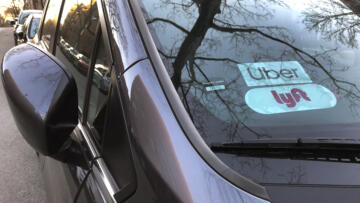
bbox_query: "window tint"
[87,36,111,142]
[55,0,99,112]
[41,0,63,49]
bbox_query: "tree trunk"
[23,0,43,10]
[342,0,360,16]
[32,0,43,9]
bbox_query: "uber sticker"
[238,61,312,87]
[245,84,337,114]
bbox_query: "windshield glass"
[140,0,360,142]
[19,13,31,24]
[29,18,40,39]
[139,1,360,199]
[19,11,41,24]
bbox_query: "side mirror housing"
[1,44,78,157]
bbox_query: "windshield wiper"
[210,138,360,163]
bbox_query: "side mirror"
[10,20,16,25]
[1,44,78,157]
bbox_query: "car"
[2,0,360,202]
[16,13,43,44]
[12,10,43,45]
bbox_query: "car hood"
[218,154,360,203]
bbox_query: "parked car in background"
[17,13,43,44]
[3,0,360,203]
[12,10,42,45]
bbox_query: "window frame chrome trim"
[76,123,120,203]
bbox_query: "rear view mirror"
[1,44,78,156]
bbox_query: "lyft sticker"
[238,61,312,87]
[245,84,337,114]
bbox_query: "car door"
[37,0,97,202]
[39,0,138,202]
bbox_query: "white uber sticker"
[238,61,312,87]
[245,84,337,114]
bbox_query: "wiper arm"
[210,138,360,163]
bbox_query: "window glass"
[19,13,31,24]
[41,0,63,48]
[19,10,42,25]
[87,36,111,142]
[29,18,41,39]
[140,0,360,142]
[55,0,99,112]
[140,0,360,191]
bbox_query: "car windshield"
[29,18,41,39]
[19,13,31,24]
[140,0,360,145]
[19,11,41,24]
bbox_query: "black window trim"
[38,0,49,48]
[83,29,114,148]
[82,23,102,124]
[39,0,65,52]
[50,0,66,55]
[81,0,116,141]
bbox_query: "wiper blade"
[210,138,360,163]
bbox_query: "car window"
[41,0,63,49]
[19,12,31,24]
[87,34,112,143]
[55,0,99,113]
[29,18,41,39]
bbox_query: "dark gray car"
[16,13,42,44]
[2,0,360,202]
[12,10,42,45]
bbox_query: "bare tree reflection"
[303,0,360,48]
[143,0,360,141]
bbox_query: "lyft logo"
[245,84,337,114]
[238,61,312,87]
[271,88,311,108]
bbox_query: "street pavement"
[0,28,46,203]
